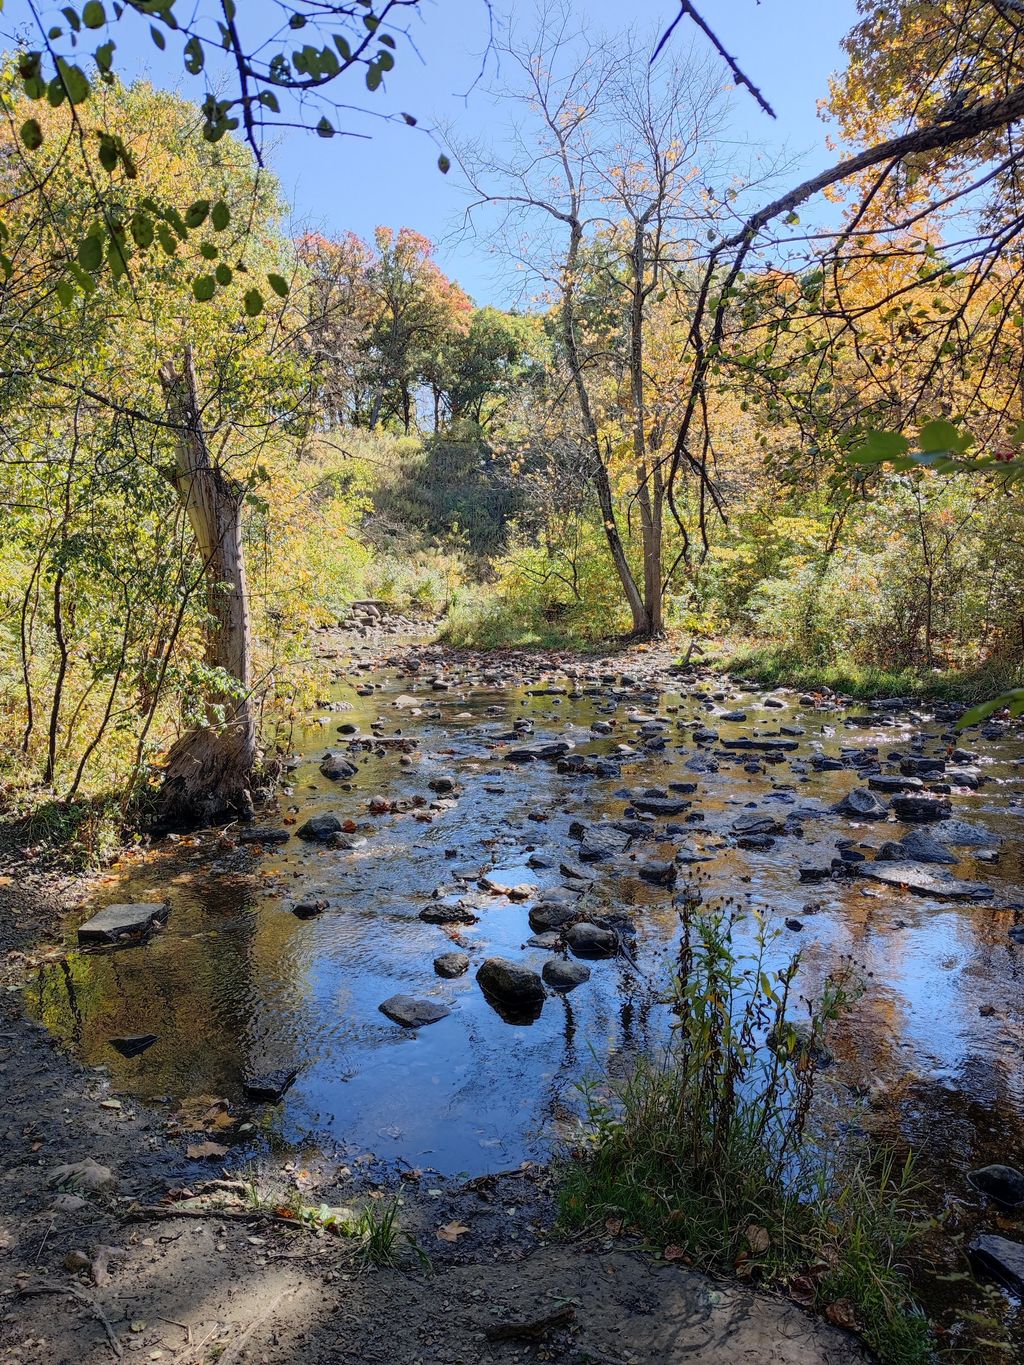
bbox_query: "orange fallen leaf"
[663,1244,691,1263]
[825,1299,862,1332]
[436,1220,470,1243]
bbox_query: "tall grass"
[559,895,932,1365]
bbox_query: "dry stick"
[170,1324,219,1365]
[32,1217,55,1265]
[155,1315,193,1345]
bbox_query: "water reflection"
[28,660,1024,1200]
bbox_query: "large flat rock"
[852,862,993,901]
[77,902,169,945]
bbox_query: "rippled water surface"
[28,647,1024,1228]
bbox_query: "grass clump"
[356,1197,429,1268]
[713,642,1023,708]
[559,896,932,1365]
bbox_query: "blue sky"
[272,0,858,303]
[21,0,860,304]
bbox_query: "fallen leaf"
[436,1220,470,1242]
[825,1298,862,1332]
[788,1274,817,1309]
[663,1244,691,1263]
[186,1141,229,1160]
[605,1217,625,1237]
[745,1222,770,1256]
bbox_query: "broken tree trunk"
[154,347,258,827]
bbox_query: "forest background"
[2,0,1023,857]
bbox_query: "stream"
[27,633,1024,1342]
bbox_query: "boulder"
[853,861,993,901]
[78,902,169,946]
[296,813,344,841]
[476,958,546,1011]
[242,1069,298,1103]
[638,858,677,885]
[379,994,451,1028]
[505,741,571,762]
[528,901,577,933]
[238,827,291,844]
[968,1164,1024,1208]
[542,959,591,991]
[433,952,470,979]
[833,789,889,820]
[891,795,951,823]
[628,792,692,815]
[897,829,959,865]
[565,922,618,958]
[578,825,631,860]
[319,752,358,781]
[968,1235,1024,1294]
[868,774,923,794]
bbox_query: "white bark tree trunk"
[155,346,258,826]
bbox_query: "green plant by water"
[559,892,933,1365]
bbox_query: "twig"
[32,1217,55,1265]
[653,2,776,118]
[156,1314,193,1345]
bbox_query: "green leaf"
[130,212,154,248]
[437,153,451,174]
[97,135,118,171]
[68,261,96,293]
[215,262,233,285]
[200,241,218,259]
[156,223,177,255]
[185,199,210,228]
[150,24,166,50]
[959,689,1024,729]
[95,40,115,72]
[316,116,334,138]
[211,200,231,231]
[918,419,971,453]
[19,118,43,150]
[82,1,105,29]
[267,272,288,297]
[183,35,204,75]
[77,233,103,271]
[244,288,264,316]
[192,275,216,302]
[850,429,910,462]
[56,59,90,104]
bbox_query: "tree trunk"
[154,346,258,827]
[628,222,664,636]
[562,222,649,634]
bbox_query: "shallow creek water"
[26,643,1024,1334]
